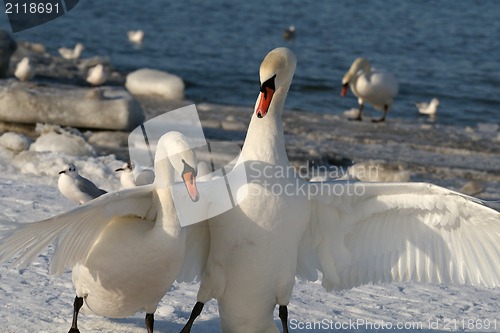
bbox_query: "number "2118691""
[5,2,60,14]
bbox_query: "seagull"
[115,162,155,188]
[58,163,107,205]
[14,57,35,82]
[341,57,399,122]
[86,64,107,86]
[127,30,144,44]
[416,98,440,116]
[58,43,85,60]
[0,132,204,333]
[180,48,500,333]
[282,25,296,40]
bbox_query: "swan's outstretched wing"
[0,184,156,275]
[297,181,500,291]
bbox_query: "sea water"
[1,0,499,127]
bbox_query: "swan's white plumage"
[0,131,208,322]
[191,48,499,333]
[342,58,398,121]
[298,182,500,291]
[0,185,155,275]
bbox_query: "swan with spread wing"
[180,48,500,333]
[0,131,208,333]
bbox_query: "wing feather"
[0,185,155,275]
[299,181,500,290]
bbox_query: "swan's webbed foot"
[68,296,83,333]
[349,104,364,121]
[371,117,386,123]
[372,106,389,123]
[279,305,289,333]
[180,301,204,333]
[146,313,154,333]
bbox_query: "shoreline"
[2,41,499,201]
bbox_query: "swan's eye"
[260,75,276,99]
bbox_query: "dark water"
[2,0,500,127]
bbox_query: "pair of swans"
[0,48,499,333]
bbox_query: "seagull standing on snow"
[86,64,108,86]
[416,98,440,116]
[115,162,155,188]
[14,57,35,82]
[127,30,144,44]
[58,163,107,204]
[341,57,399,122]
[58,43,85,60]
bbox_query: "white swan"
[416,97,440,115]
[14,57,35,82]
[341,57,398,122]
[86,64,107,86]
[180,48,500,333]
[115,162,155,188]
[58,43,85,60]
[128,30,144,44]
[0,131,206,333]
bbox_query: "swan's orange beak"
[182,171,199,202]
[256,86,275,118]
[341,83,349,97]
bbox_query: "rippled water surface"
[2,0,500,126]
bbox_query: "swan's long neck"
[153,158,180,231]
[242,86,290,165]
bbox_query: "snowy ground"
[0,110,499,332]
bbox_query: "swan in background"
[128,30,144,44]
[58,43,85,60]
[0,132,207,333]
[341,57,399,122]
[282,25,296,40]
[115,162,155,188]
[417,97,440,116]
[14,57,35,82]
[181,48,500,333]
[86,64,108,86]
[58,163,107,205]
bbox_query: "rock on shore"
[0,80,144,131]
